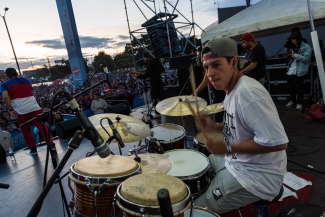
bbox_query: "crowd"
[0,70,177,134]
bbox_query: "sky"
[0,0,260,71]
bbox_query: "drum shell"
[193,137,210,156]
[150,124,186,152]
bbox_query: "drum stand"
[27,130,84,217]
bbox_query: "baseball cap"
[202,38,238,61]
[240,32,256,41]
[288,31,302,40]
[142,52,151,58]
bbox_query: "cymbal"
[156,95,207,116]
[88,114,151,143]
[128,154,172,174]
[201,102,224,115]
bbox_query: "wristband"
[226,143,232,157]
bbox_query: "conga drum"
[116,173,191,216]
[69,155,140,217]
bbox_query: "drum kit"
[67,95,224,217]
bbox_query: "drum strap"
[85,178,113,217]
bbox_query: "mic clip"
[106,136,115,144]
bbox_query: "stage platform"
[0,101,324,217]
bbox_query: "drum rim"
[150,123,186,143]
[164,149,210,179]
[193,137,205,146]
[69,162,141,185]
[185,206,220,217]
[115,183,191,215]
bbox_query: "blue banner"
[56,0,87,88]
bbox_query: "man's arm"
[194,73,209,95]
[205,137,287,156]
[2,90,18,119]
[240,62,258,75]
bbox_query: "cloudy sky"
[0,0,260,71]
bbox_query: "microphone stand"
[27,130,85,217]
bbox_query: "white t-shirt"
[287,59,297,75]
[223,76,288,201]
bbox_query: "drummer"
[194,38,288,214]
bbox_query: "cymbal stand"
[100,117,123,155]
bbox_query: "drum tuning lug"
[69,199,75,215]
[197,179,201,192]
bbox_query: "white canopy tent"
[201,0,325,43]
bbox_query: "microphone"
[107,118,125,148]
[157,189,174,217]
[103,66,112,88]
[0,183,10,189]
[64,92,111,158]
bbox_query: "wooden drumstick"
[188,64,208,139]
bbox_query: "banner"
[56,0,87,87]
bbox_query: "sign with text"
[55,0,87,87]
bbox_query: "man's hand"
[287,53,295,58]
[9,110,18,120]
[205,136,227,155]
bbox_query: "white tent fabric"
[201,0,325,43]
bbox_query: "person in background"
[239,32,266,86]
[91,92,108,115]
[135,52,165,117]
[1,68,55,155]
[285,31,312,110]
[0,117,18,133]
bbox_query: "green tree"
[92,51,115,71]
[49,58,71,80]
[113,52,134,70]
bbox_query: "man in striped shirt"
[1,68,54,155]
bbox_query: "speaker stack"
[142,13,182,58]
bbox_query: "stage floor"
[0,101,325,217]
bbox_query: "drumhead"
[164,149,209,177]
[73,155,139,177]
[184,207,219,216]
[120,173,188,206]
[196,131,224,145]
[151,124,185,142]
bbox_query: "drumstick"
[188,64,208,139]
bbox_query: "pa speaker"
[142,13,182,58]
[163,85,179,99]
[56,118,82,139]
[170,55,196,69]
[107,103,131,116]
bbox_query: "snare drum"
[164,149,210,196]
[69,155,140,217]
[150,123,186,151]
[115,173,191,217]
[184,207,220,216]
[194,131,224,156]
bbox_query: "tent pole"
[307,0,325,103]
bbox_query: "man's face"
[291,38,298,46]
[202,53,234,92]
[93,95,99,99]
[241,40,250,49]
[143,57,149,62]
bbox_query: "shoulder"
[235,76,269,102]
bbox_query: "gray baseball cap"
[202,38,238,61]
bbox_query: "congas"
[194,131,224,156]
[69,155,140,217]
[163,149,210,196]
[149,123,186,151]
[115,173,191,217]
[184,207,220,216]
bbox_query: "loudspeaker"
[142,13,182,58]
[162,85,179,99]
[107,103,131,116]
[177,66,210,104]
[170,55,196,69]
[56,118,82,139]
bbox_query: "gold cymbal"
[88,114,151,143]
[201,103,224,115]
[128,154,172,174]
[156,95,207,116]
